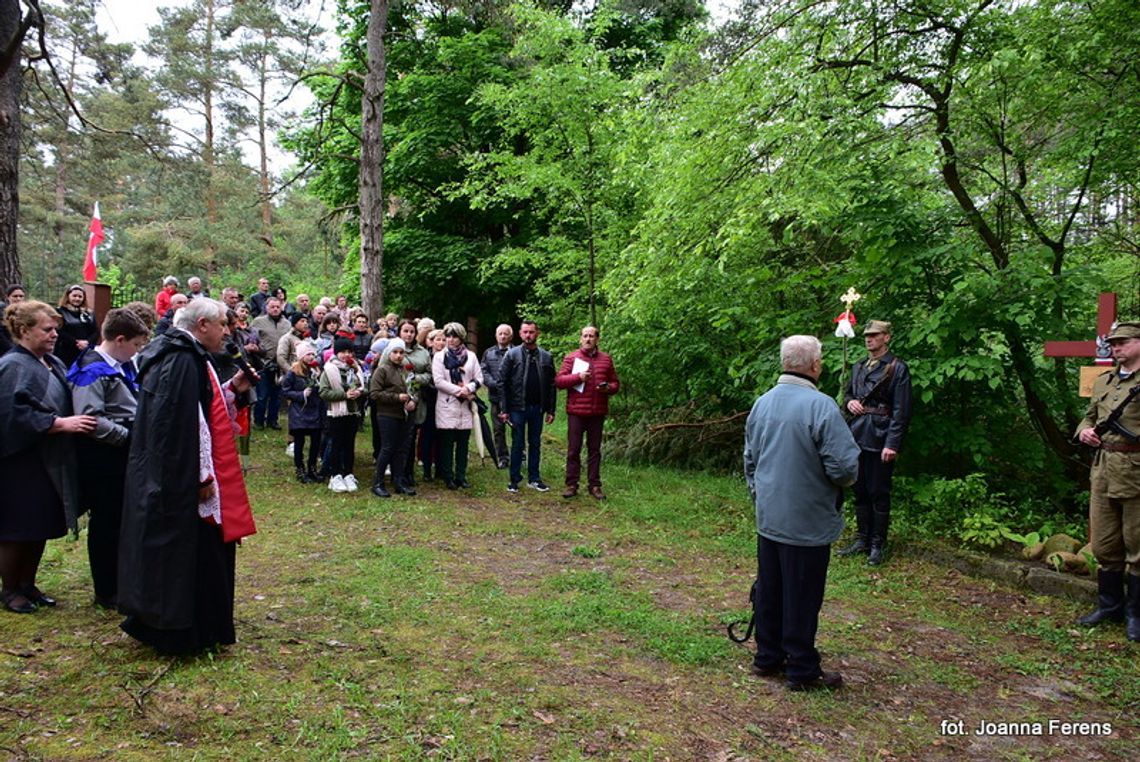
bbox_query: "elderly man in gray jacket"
[744,335,860,692]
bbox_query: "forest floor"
[2,425,1137,761]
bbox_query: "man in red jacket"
[555,326,620,499]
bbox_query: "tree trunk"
[203,0,218,278]
[257,34,272,244]
[0,0,23,290]
[358,0,387,321]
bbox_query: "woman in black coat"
[0,301,96,613]
[55,285,99,368]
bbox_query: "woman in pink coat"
[431,322,483,490]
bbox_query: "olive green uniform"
[1075,369,1140,574]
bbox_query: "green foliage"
[960,513,1011,551]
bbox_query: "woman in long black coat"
[0,301,96,614]
[55,285,99,368]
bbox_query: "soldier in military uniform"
[1075,321,1140,642]
[838,320,912,566]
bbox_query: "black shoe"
[2,591,36,614]
[507,482,519,493]
[295,468,309,483]
[23,587,56,607]
[528,480,550,492]
[837,537,869,557]
[306,470,321,484]
[787,671,843,692]
[371,485,391,498]
[1079,570,1125,626]
[457,480,471,489]
[396,484,417,496]
[867,544,884,566]
[752,662,784,677]
[422,468,433,482]
[268,422,281,430]
[445,480,459,490]
[497,458,508,470]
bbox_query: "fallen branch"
[123,660,174,715]
[646,410,749,433]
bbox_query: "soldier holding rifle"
[1075,321,1140,642]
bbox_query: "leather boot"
[837,502,872,556]
[1078,569,1125,626]
[867,508,890,566]
[1125,574,1140,642]
[295,468,308,483]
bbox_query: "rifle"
[1092,382,1140,442]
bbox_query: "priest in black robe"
[118,298,256,654]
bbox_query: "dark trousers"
[253,369,280,427]
[509,404,545,484]
[753,535,831,684]
[566,414,604,488]
[374,415,413,488]
[326,416,357,477]
[291,428,322,472]
[419,402,439,474]
[369,402,382,458]
[853,450,894,539]
[490,399,509,463]
[79,441,128,602]
[403,423,422,482]
[438,429,470,483]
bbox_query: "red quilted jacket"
[555,349,620,417]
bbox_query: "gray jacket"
[744,374,860,547]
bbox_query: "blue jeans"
[254,370,280,427]
[509,404,545,484]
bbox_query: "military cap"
[1105,321,1140,341]
[863,320,892,335]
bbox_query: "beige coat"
[432,350,483,430]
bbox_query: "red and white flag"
[83,201,104,282]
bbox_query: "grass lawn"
[2,422,1137,760]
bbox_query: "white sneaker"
[329,475,347,492]
[344,474,359,492]
[285,442,294,457]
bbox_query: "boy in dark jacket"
[68,308,150,607]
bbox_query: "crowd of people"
[4,275,1136,686]
[0,276,622,658]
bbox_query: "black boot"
[306,468,320,483]
[867,508,890,566]
[1078,569,1125,626]
[1125,574,1140,642]
[837,502,872,557]
[295,468,308,483]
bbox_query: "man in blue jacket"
[744,335,860,691]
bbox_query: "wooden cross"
[1043,292,1117,364]
[1044,292,1117,396]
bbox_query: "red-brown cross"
[1043,292,1117,365]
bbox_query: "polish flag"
[83,202,104,282]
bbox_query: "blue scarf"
[66,350,138,392]
[443,345,468,385]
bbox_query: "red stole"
[206,365,257,543]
